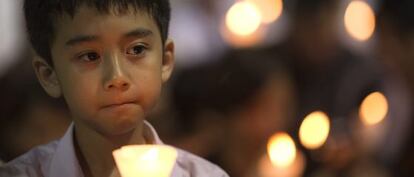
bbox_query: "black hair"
[24,0,171,65]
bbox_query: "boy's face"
[34,5,174,136]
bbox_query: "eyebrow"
[65,35,100,46]
[65,28,153,46]
[124,28,153,38]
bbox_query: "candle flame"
[359,92,388,126]
[220,22,264,48]
[267,132,297,168]
[246,0,283,24]
[299,111,330,150]
[225,1,262,36]
[344,0,376,41]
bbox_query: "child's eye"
[126,44,147,57]
[78,52,100,62]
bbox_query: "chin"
[93,106,145,136]
[115,118,140,133]
[96,111,145,136]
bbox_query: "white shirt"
[0,122,228,177]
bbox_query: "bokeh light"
[359,92,389,126]
[344,0,376,41]
[299,111,330,150]
[225,1,262,36]
[220,22,265,48]
[246,0,283,24]
[267,132,297,168]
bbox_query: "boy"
[0,0,228,177]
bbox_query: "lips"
[102,99,137,108]
[104,102,135,108]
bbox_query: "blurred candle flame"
[246,0,283,24]
[113,145,177,177]
[225,1,262,36]
[299,111,330,150]
[359,92,388,126]
[267,132,297,168]
[344,0,376,41]
[220,22,265,48]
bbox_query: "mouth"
[102,100,137,109]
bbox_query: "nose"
[103,53,131,91]
[105,78,130,91]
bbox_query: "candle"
[356,91,389,153]
[359,92,388,126]
[344,0,376,41]
[259,132,305,177]
[113,145,178,177]
[299,111,330,150]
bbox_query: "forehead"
[52,5,160,44]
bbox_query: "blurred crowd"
[0,0,413,177]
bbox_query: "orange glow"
[299,111,330,150]
[113,145,177,177]
[359,92,388,126]
[247,0,283,24]
[344,0,376,41]
[220,21,265,48]
[225,1,262,36]
[267,132,297,168]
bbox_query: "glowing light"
[299,111,330,150]
[113,145,177,177]
[220,22,265,48]
[225,1,262,36]
[247,0,283,24]
[267,132,297,168]
[344,0,376,41]
[359,92,388,126]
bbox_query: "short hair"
[24,0,171,65]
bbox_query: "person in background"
[170,48,296,177]
[270,0,402,176]
[278,0,384,124]
[377,0,414,176]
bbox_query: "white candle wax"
[113,145,178,177]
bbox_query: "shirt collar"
[47,121,164,177]
[48,123,83,177]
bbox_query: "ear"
[161,38,175,83]
[32,55,62,98]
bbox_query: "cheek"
[133,69,163,110]
[60,73,99,117]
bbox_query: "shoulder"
[0,141,59,177]
[173,148,229,177]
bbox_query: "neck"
[74,121,147,177]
